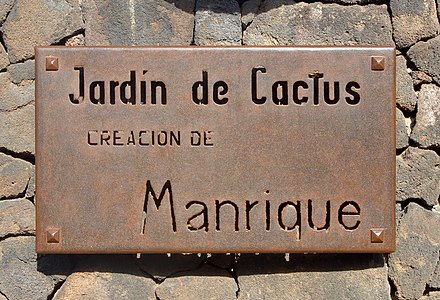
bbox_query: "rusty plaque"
[35,46,396,254]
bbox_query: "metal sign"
[35,46,395,253]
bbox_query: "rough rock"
[65,34,85,46]
[0,153,32,199]
[429,261,440,288]
[136,253,205,281]
[2,0,84,63]
[8,60,35,84]
[0,43,9,71]
[0,72,34,112]
[411,71,433,86]
[194,0,241,45]
[0,102,35,154]
[25,166,35,199]
[243,2,393,46]
[396,108,409,149]
[0,236,60,300]
[82,0,194,46]
[396,55,418,113]
[396,147,440,206]
[388,203,440,300]
[53,256,156,300]
[155,264,237,300]
[54,273,156,300]
[408,36,440,84]
[0,198,35,238]
[237,253,390,299]
[411,84,440,148]
[0,0,14,24]
[390,0,440,49]
[241,0,385,27]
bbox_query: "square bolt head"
[45,56,59,71]
[371,56,385,71]
[46,228,60,243]
[370,228,384,243]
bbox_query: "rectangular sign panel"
[36,47,395,253]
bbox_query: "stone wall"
[0,0,439,299]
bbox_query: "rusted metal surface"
[35,46,396,254]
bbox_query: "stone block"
[389,203,440,299]
[2,0,84,63]
[390,0,440,49]
[0,198,35,238]
[396,56,417,113]
[0,236,60,300]
[0,153,32,199]
[408,36,440,84]
[396,147,440,206]
[243,2,393,46]
[0,102,34,154]
[396,108,409,149]
[82,0,194,46]
[237,253,390,299]
[194,0,241,45]
[411,84,440,148]
[156,264,237,300]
